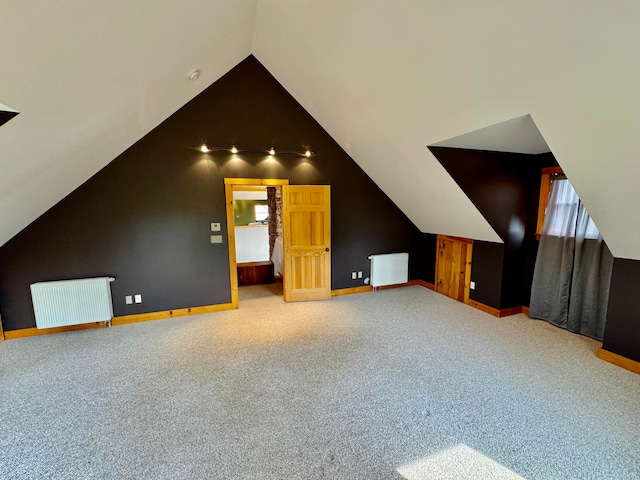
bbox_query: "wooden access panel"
[282,185,331,302]
[436,235,473,303]
[237,261,275,286]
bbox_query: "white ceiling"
[0,103,18,114]
[0,0,257,247]
[2,1,640,258]
[430,115,550,155]
[234,190,268,201]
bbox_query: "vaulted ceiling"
[2,1,640,258]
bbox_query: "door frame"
[224,178,289,308]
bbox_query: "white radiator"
[30,277,115,329]
[368,253,409,289]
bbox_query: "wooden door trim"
[438,234,473,244]
[463,242,473,304]
[224,178,289,186]
[224,178,289,308]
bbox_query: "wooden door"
[436,235,472,302]
[282,185,331,302]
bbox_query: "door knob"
[325,247,330,252]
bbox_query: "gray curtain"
[529,178,613,340]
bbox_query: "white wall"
[235,226,270,263]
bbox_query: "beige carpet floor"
[1,285,639,479]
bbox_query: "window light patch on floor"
[397,444,526,480]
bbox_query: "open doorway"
[225,179,289,307]
[233,185,283,300]
[225,178,332,307]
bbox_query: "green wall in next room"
[233,200,268,226]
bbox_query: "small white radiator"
[30,277,115,329]
[368,253,409,289]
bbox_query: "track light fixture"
[196,144,314,157]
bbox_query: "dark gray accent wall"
[602,258,640,362]
[0,110,18,127]
[429,146,640,363]
[409,232,437,284]
[429,147,558,309]
[0,55,418,331]
[469,241,504,308]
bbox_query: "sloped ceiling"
[0,0,257,247]
[2,1,640,258]
[430,115,550,155]
[253,0,640,258]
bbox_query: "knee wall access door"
[436,235,473,303]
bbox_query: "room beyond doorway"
[225,178,289,308]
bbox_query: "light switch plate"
[134,294,142,303]
[470,281,476,290]
[125,295,133,305]
[211,222,221,232]
[210,235,223,244]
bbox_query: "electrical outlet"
[351,271,357,280]
[470,281,476,290]
[211,222,221,232]
[134,294,142,303]
[125,295,133,305]
[358,271,363,279]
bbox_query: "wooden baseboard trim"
[466,300,525,318]
[407,279,436,290]
[331,286,373,296]
[522,306,530,316]
[331,281,435,297]
[596,348,640,375]
[467,300,501,317]
[377,281,436,291]
[112,303,235,325]
[4,322,106,339]
[499,306,525,317]
[376,282,410,291]
[3,303,235,340]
